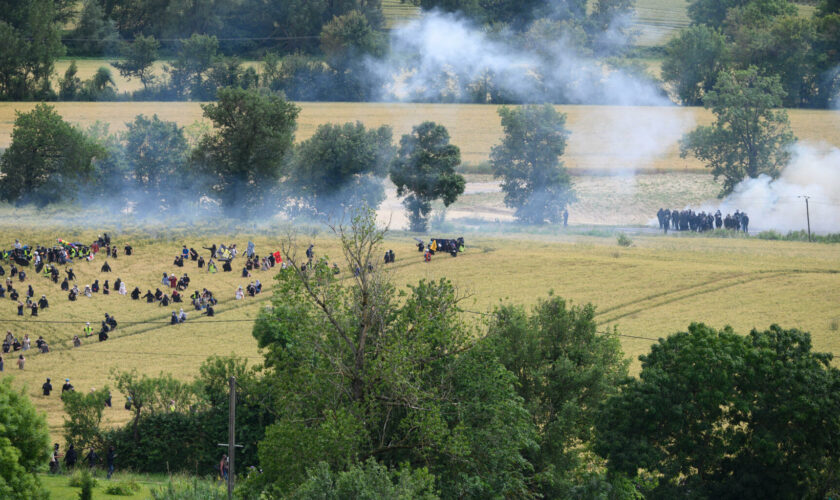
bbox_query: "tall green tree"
[69,0,120,56]
[680,67,795,196]
[490,105,575,224]
[61,387,110,450]
[595,323,840,499]
[248,210,535,497]
[290,459,438,499]
[662,25,729,105]
[0,104,104,205]
[390,122,465,232]
[123,114,191,211]
[167,33,219,99]
[112,35,160,93]
[192,87,300,211]
[292,122,394,216]
[0,378,50,499]
[0,0,64,100]
[487,295,628,498]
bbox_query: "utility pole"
[217,377,240,500]
[799,195,812,242]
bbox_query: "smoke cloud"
[366,11,668,106]
[700,143,840,234]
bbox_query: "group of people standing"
[656,208,750,234]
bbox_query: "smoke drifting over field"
[368,11,665,106]
[702,143,840,234]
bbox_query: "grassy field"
[1,222,838,443]
[1,101,838,172]
[40,471,222,499]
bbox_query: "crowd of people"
[656,208,750,234]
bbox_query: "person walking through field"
[106,446,116,479]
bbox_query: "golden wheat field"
[0,221,838,441]
[1,101,839,172]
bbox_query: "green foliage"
[617,233,633,246]
[123,114,190,211]
[0,0,64,100]
[76,469,95,500]
[662,25,729,105]
[595,323,840,499]
[490,105,575,224]
[167,34,220,100]
[192,87,300,212]
[149,478,226,500]
[409,0,544,29]
[390,122,465,232]
[321,10,386,66]
[292,121,395,215]
[104,478,141,495]
[250,210,534,497]
[113,35,160,93]
[111,369,198,444]
[69,0,120,56]
[680,67,796,196]
[61,387,111,451]
[68,469,99,488]
[486,296,628,497]
[60,61,83,101]
[0,377,50,499]
[0,104,105,205]
[290,459,439,499]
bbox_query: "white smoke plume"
[702,143,840,234]
[367,11,669,106]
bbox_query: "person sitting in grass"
[38,295,48,309]
[101,261,111,272]
[131,287,141,300]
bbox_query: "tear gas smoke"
[698,143,840,234]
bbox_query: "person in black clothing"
[42,378,52,396]
[10,289,19,301]
[26,285,33,298]
[172,290,182,303]
[38,295,48,309]
[143,290,154,303]
[203,305,214,317]
[161,294,170,307]
[68,290,77,301]
[114,278,121,291]
[85,447,99,469]
[62,379,74,393]
[18,270,26,282]
[189,248,198,260]
[99,323,109,341]
[101,261,111,272]
[203,244,217,257]
[66,268,75,281]
[64,444,77,469]
[197,256,205,268]
[61,278,69,291]
[111,247,118,259]
[222,261,232,272]
[103,280,109,295]
[17,301,24,316]
[105,313,117,329]
[30,303,38,317]
[91,280,99,293]
[10,265,16,278]
[170,311,178,324]
[124,245,133,256]
[106,446,116,479]
[131,287,141,300]
[0,284,5,299]
[104,391,112,407]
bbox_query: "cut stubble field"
[1,225,838,442]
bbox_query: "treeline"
[48,212,840,499]
[0,88,575,228]
[0,0,641,104]
[662,0,840,107]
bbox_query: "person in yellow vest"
[83,322,93,337]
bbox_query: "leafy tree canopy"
[595,323,840,499]
[390,122,465,232]
[192,87,300,212]
[680,67,795,196]
[0,378,50,500]
[490,105,575,224]
[292,121,395,216]
[0,103,105,206]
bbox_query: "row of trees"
[662,0,840,107]
[39,210,840,499]
[0,88,576,228]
